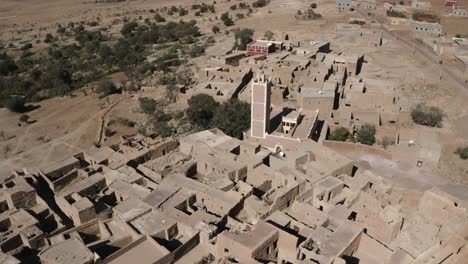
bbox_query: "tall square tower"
[250,74,271,138]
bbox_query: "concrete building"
[336,0,354,13]
[410,20,443,36]
[247,40,283,56]
[452,6,468,16]
[411,0,432,10]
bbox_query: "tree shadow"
[22,104,41,113]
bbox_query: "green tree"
[212,99,250,139]
[329,127,351,142]
[221,12,234,26]
[0,52,18,76]
[139,97,158,114]
[186,94,219,129]
[234,28,254,50]
[189,44,205,57]
[411,103,444,127]
[4,97,25,113]
[356,124,376,145]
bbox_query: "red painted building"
[246,40,283,56]
[445,0,456,6]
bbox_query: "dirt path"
[96,96,131,146]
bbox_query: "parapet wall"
[322,140,392,160]
[154,233,200,264]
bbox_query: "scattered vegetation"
[356,124,376,145]
[329,127,352,142]
[0,19,201,107]
[411,103,444,127]
[296,8,322,20]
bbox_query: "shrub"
[356,124,376,145]
[221,12,234,26]
[179,8,188,16]
[21,43,33,51]
[329,127,351,142]
[154,13,166,22]
[189,44,205,58]
[310,3,317,8]
[381,136,394,149]
[186,94,219,129]
[4,97,25,113]
[95,79,117,97]
[212,25,220,33]
[411,103,444,127]
[252,0,269,8]
[236,13,245,19]
[19,114,30,123]
[455,146,468,160]
[104,127,115,137]
[139,97,158,114]
[157,122,174,137]
[212,99,250,139]
[264,30,274,40]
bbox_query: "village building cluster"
[331,0,468,100]
[0,31,467,263]
[1,126,467,263]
